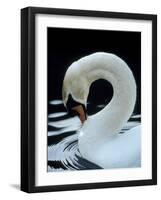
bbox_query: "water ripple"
[48,100,141,171]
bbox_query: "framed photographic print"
[21,7,157,193]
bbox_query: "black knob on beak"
[66,94,87,123]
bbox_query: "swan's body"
[62,52,141,168]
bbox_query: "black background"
[48,28,141,114]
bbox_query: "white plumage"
[62,52,141,169]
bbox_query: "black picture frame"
[21,6,157,193]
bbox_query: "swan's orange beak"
[72,105,87,124]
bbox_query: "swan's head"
[62,62,89,124]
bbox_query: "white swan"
[62,52,141,169]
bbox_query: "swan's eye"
[65,94,87,123]
[66,94,80,110]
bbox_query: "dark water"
[48,100,141,172]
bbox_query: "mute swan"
[62,52,141,169]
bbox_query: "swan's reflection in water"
[48,100,141,172]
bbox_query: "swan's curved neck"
[83,53,136,138]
